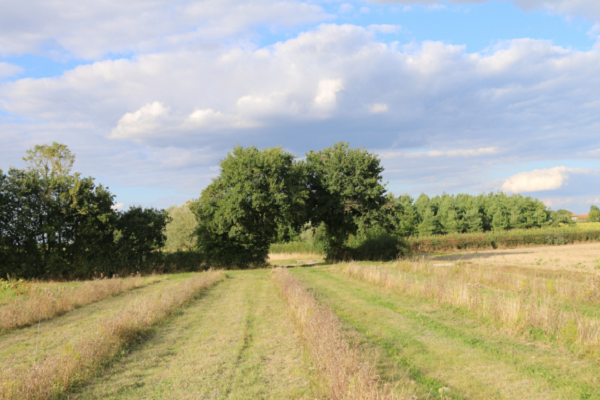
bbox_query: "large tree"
[305,142,387,259]
[191,145,307,267]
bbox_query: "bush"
[408,229,600,253]
[344,232,412,261]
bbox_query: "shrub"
[345,232,411,261]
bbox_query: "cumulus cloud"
[502,166,573,193]
[313,79,344,112]
[4,24,599,150]
[0,0,331,59]
[110,102,171,141]
[2,24,600,208]
[111,202,124,210]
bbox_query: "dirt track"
[429,242,600,272]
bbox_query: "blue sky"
[1,0,600,213]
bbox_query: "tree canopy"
[1,143,172,279]
[305,142,387,259]
[191,145,307,267]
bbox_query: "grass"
[340,261,600,357]
[270,242,323,255]
[3,244,600,399]
[0,270,224,400]
[0,275,164,333]
[67,269,314,399]
[292,266,600,399]
[273,267,402,400]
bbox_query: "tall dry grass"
[341,263,600,355]
[392,260,600,304]
[0,275,163,333]
[0,269,225,400]
[272,268,404,400]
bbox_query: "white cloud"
[110,102,170,141]
[2,24,600,149]
[2,24,600,206]
[502,166,572,193]
[0,0,331,59]
[313,79,344,112]
[0,62,22,79]
[369,103,389,113]
[111,202,124,210]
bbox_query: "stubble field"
[2,243,600,399]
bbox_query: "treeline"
[2,142,579,277]
[0,143,197,279]
[187,142,575,267]
[380,192,571,238]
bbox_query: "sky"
[1,0,600,213]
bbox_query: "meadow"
[2,243,600,399]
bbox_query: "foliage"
[191,145,307,267]
[385,192,553,237]
[0,167,117,278]
[22,142,75,178]
[164,201,198,250]
[0,144,176,279]
[114,206,170,273]
[345,228,411,261]
[588,205,600,222]
[305,142,387,260]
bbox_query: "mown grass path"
[68,270,314,400]
[0,277,183,371]
[293,266,600,400]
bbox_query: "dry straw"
[273,267,404,400]
[0,269,225,400]
[392,260,600,304]
[341,262,600,355]
[0,275,163,333]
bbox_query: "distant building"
[572,214,588,222]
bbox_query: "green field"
[2,256,600,399]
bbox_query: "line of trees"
[2,142,579,276]
[0,143,171,279]
[189,143,573,267]
[383,192,567,238]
